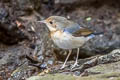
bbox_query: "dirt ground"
[0,0,120,80]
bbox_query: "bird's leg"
[60,50,72,69]
[71,48,79,69]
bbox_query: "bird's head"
[40,16,68,32]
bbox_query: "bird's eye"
[49,21,53,24]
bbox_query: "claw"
[71,61,79,69]
[60,65,66,69]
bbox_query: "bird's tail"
[93,32,104,35]
[86,32,104,40]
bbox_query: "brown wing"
[72,28,94,37]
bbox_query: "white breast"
[51,31,87,49]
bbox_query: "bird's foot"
[71,61,79,69]
[60,64,66,69]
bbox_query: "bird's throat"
[50,30,63,38]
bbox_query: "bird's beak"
[37,20,46,23]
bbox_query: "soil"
[0,0,120,80]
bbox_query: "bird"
[39,16,103,69]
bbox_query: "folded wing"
[63,21,94,37]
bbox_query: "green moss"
[27,74,75,80]
[27,72,120,80]
[76,72,120,80]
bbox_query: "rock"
[16,0,41,12]
[77,72,120,80]
[55,0,95,4]
[85,61,120,76]
[27,74,75,80]
[27,49,120,80]
[0,45,32,79]
[0,4,30,45]
[27,72,120,80]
